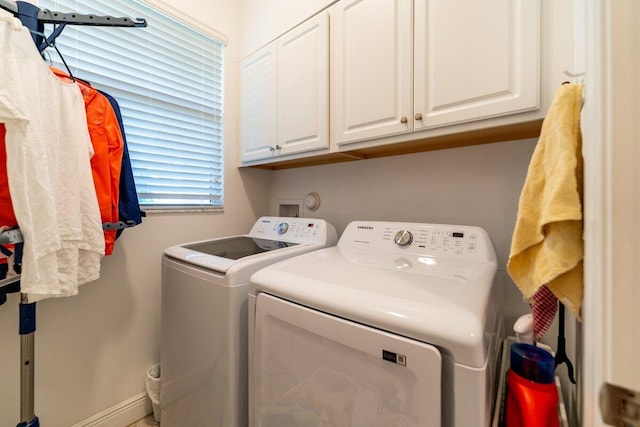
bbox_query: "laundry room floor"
[126,415,159,426]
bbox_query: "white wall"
[240,0,335,56]
[0,0,271,425]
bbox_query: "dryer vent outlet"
[277,200,302,217]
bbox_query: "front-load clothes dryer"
[161,217,337,427]
[249,221,503,427]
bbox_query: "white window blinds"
[38,0,225,208]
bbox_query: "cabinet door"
[414,0,540,130]
[332,0,413,146]
[278,12,329,156]
[240,42,278,162]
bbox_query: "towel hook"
[561,74,586,110]
[564,69,585,78]
[563,69,586,86]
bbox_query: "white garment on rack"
[0,11,105,301]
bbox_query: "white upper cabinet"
[240,43,278,162]
[278,12,330,156]
[240,12,329,163]
[331,0,413,146]
[332,0,541,146]
[240,0,549,167]
[414,0,540,130]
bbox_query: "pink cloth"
[531,285,557,340]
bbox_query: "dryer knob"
[277,222,289,235]
[394,230,413,247]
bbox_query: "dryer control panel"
[338,221,495,262]
[249,216,338,245]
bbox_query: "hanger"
[37,26,77,82]
[37,21,66,52]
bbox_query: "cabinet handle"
[269,146,275,152]
[275,145,281,151]
[400,116,408,124]
[415,113,423,121]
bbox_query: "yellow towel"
[507,83,584,318]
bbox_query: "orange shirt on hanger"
[51,68,124,255]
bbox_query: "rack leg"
[17,294,39,427]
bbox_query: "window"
[39,0,225,209]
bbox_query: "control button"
[394,230,413,247]
[468,242,476,252]
[277,223,289,235]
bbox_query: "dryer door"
[252,293,442,427]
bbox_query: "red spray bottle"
[504,343,559,427]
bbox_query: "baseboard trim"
[71,392,152,427]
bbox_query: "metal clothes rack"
[0,0,147,27]
[0,2,146,426]
[0,229,32,427]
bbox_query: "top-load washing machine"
[161,216,337,427]
[249,221,503,427]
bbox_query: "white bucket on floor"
[145,364,161,422]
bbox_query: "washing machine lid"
[183,236,299,260]
[251,244,499,368]
[165,236,298,272]
[163,217,338,275]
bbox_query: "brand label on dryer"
[382,350,406,366]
